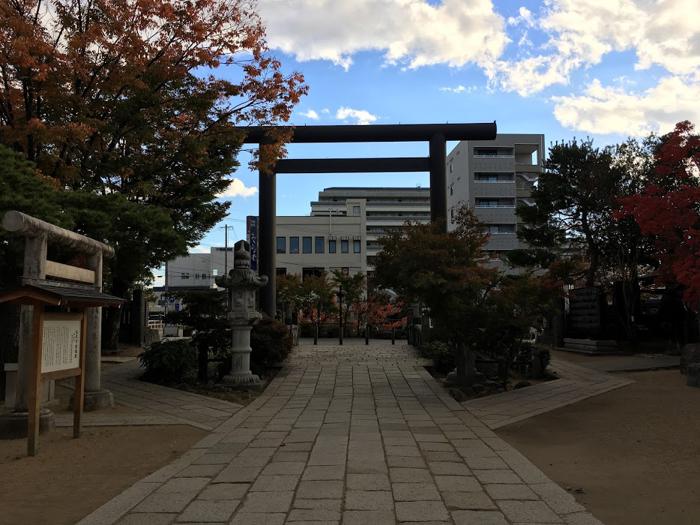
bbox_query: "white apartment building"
[447,133,544,257]
[310,187,431,269]
[275,208,365,278]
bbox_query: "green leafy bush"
[139,339,197,384]
[420,340,455,374]
[251,317,293,372]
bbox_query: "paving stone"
[294,499,342,511]
[474,469,523,484]
[428,462,471,476]
[392,482,441,501]
[345,490,394,510]
[198,484,249,500]
[451,510,509,525]
[213,465,262,483]
[238,491,293,513]
[346,473,391,490]
[387,456,427,468]
[442,491,497,510]
[133,492,198,513]
[229,512,286,525]
[261,461,306,476]
[395,501,449,522]
[389,468,433,483]
[498,500,563,523]
[303,465,345,480]
[158,478,210,494]
[176,500,239,522]
[434,475,481,492]
[117,514,178,525]
[386,445,422,457]
[249,474,299,492]
[465,457,509,470]
[342,510,396,525]
[176,465,225,478]
[485,484,538,500]
[563,512,605,525]
[297,480,344,499]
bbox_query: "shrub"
[140,339,197,384]
[420,340,455,374]
[251,317,293,372]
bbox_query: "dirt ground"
[499,369,700,525]
[0,424,205,525]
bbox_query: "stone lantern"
[215,240,268,388]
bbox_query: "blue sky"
[187,0,699,255]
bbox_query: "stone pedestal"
[0,409,54,440]
[220,327,261,388]
[687,364,700,388]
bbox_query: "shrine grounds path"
[79,340,603,525]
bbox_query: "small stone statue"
[215,240,268,388]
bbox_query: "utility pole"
[224,224,229,277]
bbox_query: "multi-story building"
[447,133,544,259]
[275,209,365,277]
[310,187,431,269]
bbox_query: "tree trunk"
[102,279,128,351]
[456,342,476,386]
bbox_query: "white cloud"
[321,108,331,114]
[336,107,378,125]
[489,0,700,95]
[299,109,320,120]
[217,178,258,198]
[191,244,212,254]
[507,6,535,27]
[553,77,700,136]
[258,0,508,70]
[439,85,477,94]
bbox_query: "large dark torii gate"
[242,122,497,317]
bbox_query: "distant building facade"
[447,133,544,259]
[310,187,430,270]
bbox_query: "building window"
[341,239,349,253]
[474,147,514,157]
[302,236,312,254]
[276,236,286,254]
[329,239,337,253]
[352,205,361,216]
[180,272,189,279]
[475,198,515,208]
[474,172,515,183]
[302,267,324,280]
[353,240,361,253]
[276,267,287,276]
[290,236,299,254]
[484,224,516,234]
[315,236,325,254]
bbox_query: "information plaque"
[41,313,82,374]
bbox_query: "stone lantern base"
[220,370,262,390]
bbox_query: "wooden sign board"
[42,313,82,375]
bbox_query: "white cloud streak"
[439,85,477,94]
[299,109,320,120]
[217,178,258,198]
[335,107,378,125]
[553,77,700,136]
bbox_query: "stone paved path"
[462,358,633,430]
[57,360,244,431]
[79,340,602,525]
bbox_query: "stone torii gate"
[242,122,498,317]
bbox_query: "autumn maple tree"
[0,0,307,347]
[619,121,700,307]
